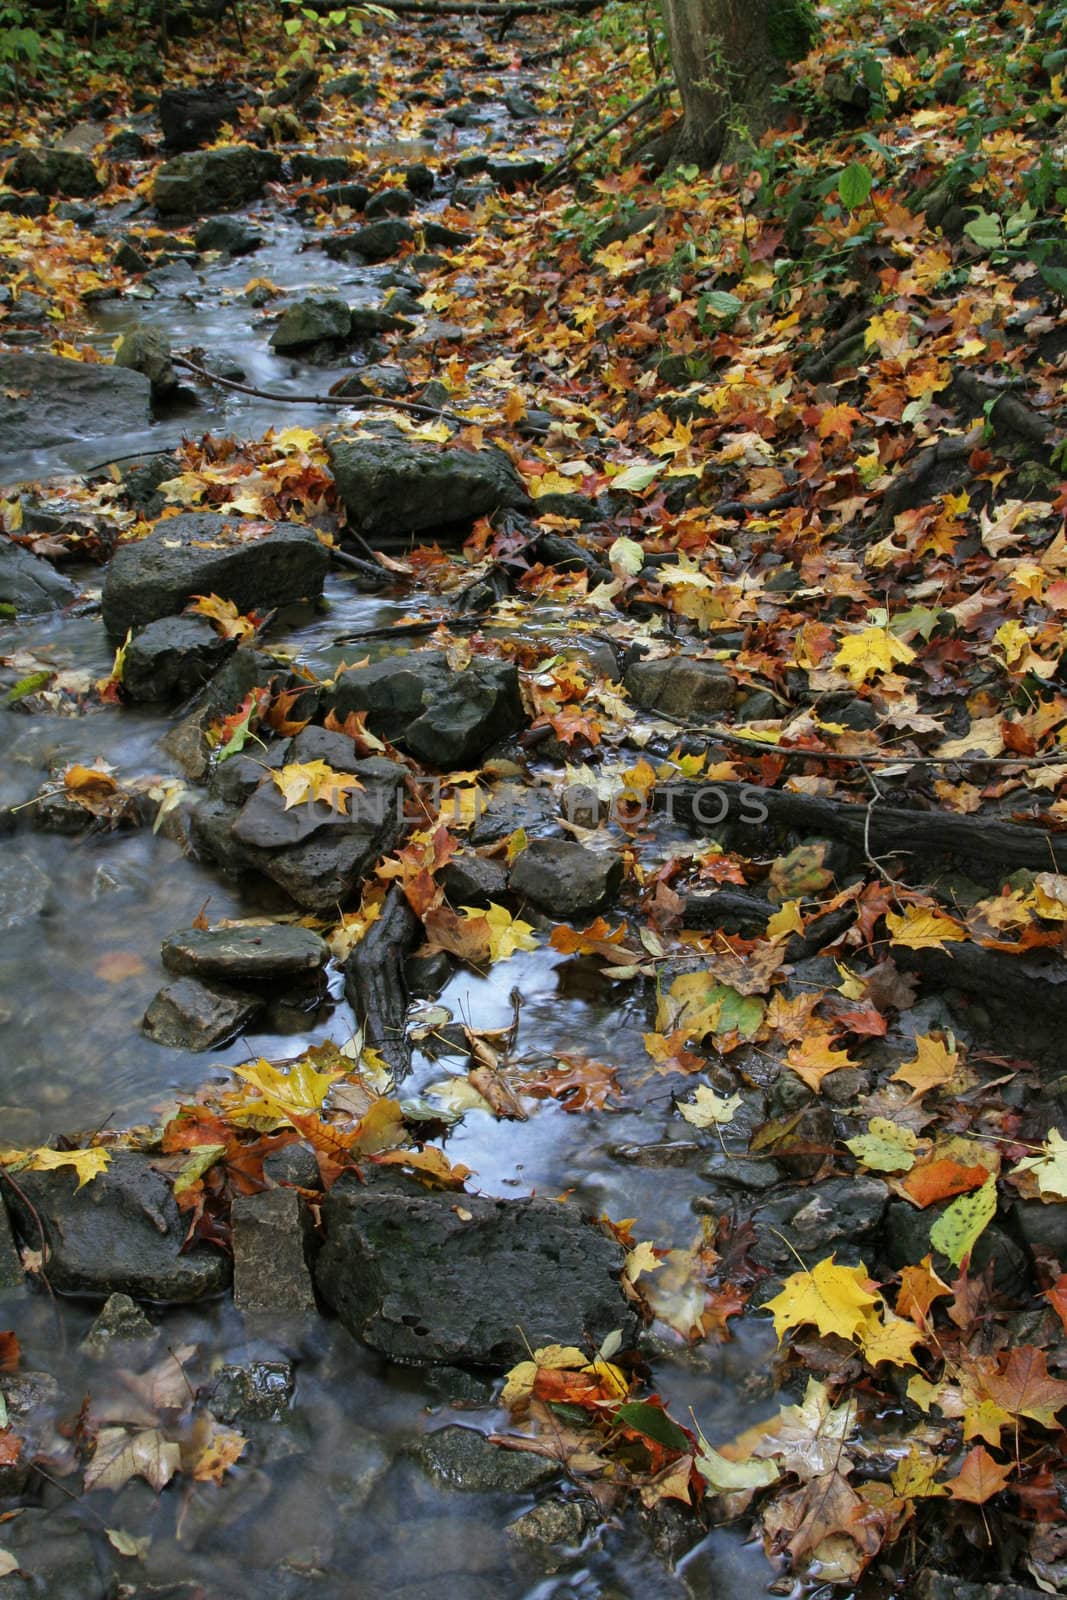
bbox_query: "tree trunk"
[660,0,815,167]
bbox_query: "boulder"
[0,536,76,615]
[142,976,264,1050]
[323,219,414,261]
[4,1151,231,1300]
[365,187,417,220]
[314,1176,638,1366]
[161,922,329,981]
[748,1177,889,1276]
[194,214,263,254]
[347,303,414,336]
[319,180,370,210]
[100,512,329,636]
[113,324,177,396]
[486,156,546,188]
[327,435,527,540]
[158,83,259,151]
[122,615,234,701]
[509,838,623,918]
[0,853,52,930]
[624,655,735,717]
[192,757,406,912]
[270,295,351,350]
[442,851,508,907]
[0,352,152,460]
[327,650,525,768]
[152,145,282,216]
[290,152,353,183]
[232,1188,316,1313]
[5,146,101,197]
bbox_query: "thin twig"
[539,79,674,189]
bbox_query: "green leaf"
[838,162,873,210]
[696,1441,779,1491]
[963,209,1004,251]
[613,1401,691,1453]
[846,1117,918,1173]
[701,290,743,318]
[2,671,50,705]
[611,462,661,494]
[1039,263,1067,296]
[608,535,645,574]
[929,1175,997,1267]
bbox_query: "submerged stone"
[161,923,329,982]
[142,975,264,1051]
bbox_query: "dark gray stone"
[0,1507,116,1599]
[405,163,435,198]
[327,650,525,768]
[119,451,181,513]
[883,1200,1029,1294]
[0,352,151,459]
[324,71,375,102]
[114,324,176,396]
[411,1424,558,1492]
[6,146,101,197]
[509,839,622,918]
[1012,1198,1067,1262]
[101,512,329,635]
[0,1193,23,1289]
[485,156,546,188]
[347,303,414,336]
[4,1151,230,1301]
[365,186,417,220]
[917,1577,1050,1600]
[328,434,526,540]
[442,852,508,907]
[322,220,415,261]
[0,537,76,615]
[142,976,263,1051]
[315,1176,638,1366]
[406,949,455,998]
[159,83,258,151]
[319,180,371,209]
[206,1358,295,1423]
[152,145,282,216]
[748,1177,889,1272]
[290,152,353,183]
[122,615,233,700]
[270,296,351,350]
[162,923,328,982]
[107,129,149,160]
[194,214,263,254]
[80,1292,158,1357]
[624,655,735,718]
[331,363,411,399]
[232,1189,315,1314]
[507,1497,595,1553]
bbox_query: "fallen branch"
[658,779,1067,872]
[172,355,472,427]
[539,79,674,189]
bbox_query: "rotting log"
[343,886,418,1087]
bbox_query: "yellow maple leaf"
[188,593,258,641]
[22,1147,111,1188]
[786,1034,856,1093]
[763,1256,879,1343]
[677,1085,742,1127]
[857,1308,925,1368]
[885,906,967,951]
[833,626,916,685]
[232,1055,344,1122]
[461,902,538,963]
[271,759,363,815]
[890,1033,959,1097]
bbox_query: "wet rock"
[108,128,149,160]
[331,363,411,399]
[749,1177,889,1274]
[327,650,525,768]
[699,1150,783,1190]
[113,324,177,397]
[504,89,538,118]
[206,1358,295,1423]
[315,1175,638,1366]
[5,1151,230,1300]
[611,1140,702,1168]
[80,1292,158,1357]
[327,434,526,540]
[916,1578,1050,1600]
[421,1364,494,1407]
[232,1189,316,1314]
[113,235,151,272]
[152,144,282,217]
[442,851,509,907]
[322,219,415,261]
[884,1202,1029,1294]
[624,654,735,717]
[319,180,371,210]
[347,303,414,336]
[162,922,328,982]
[142,975,264,1051]
[290,152,353,183]
[405,162,435,198]
[194,214,263,254]
[270,295,351,350]
[406,948,455,998]
[0,352,151,461]
[1011,1198,1067,1262]
[263,1141,320,1190]
[0,539,77,616]
[509,838,623,918]
[411,1424,558,1492]
[423,220,472,250]
[0,1507,116,1599]
[122,614,234,701]
[101,512,329,635]
[486,156,546,188]
[193,758,405,912]
[323,71,375,103]
[119,451,181,514]
[366,186,417,220]
[158,82,258,150]
[0,1193,23,1289]
[507,1496,595,1560]
[6,146,101,197]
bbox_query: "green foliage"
[0,3,45,97]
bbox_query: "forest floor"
[1,1,1067,1596]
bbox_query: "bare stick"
[539,80,674,189]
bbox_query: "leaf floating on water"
[84,1427,181,1493]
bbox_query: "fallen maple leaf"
[678,1085,742,1128]
[983,1346,1067,1429]
[890,1033,959,1098]
[833,626,915,685]
[271,759,363,814]
[764,1257,879,1343]
[1011,1128,1067,1199]
[84,1427,181,1493]
[946,1445,1013,1504]
[187,593,261,641]
[885,907,967,952]
[928,1176,997,1268]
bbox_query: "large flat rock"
[315,1176,638,1366]
[101,513,330,635]
[0,352,152,459]
[327,434,528,541]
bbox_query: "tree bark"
[659,0,815,166]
